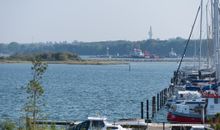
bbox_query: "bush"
[7,52,80,61]
[0,119,16,130]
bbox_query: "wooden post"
[152,96,156,118]
[169,85,171,93]
[161,90,164,107]
[157,93,160,111]
[160,91,162,109]
[168,86,171,98]
[163,122,165,130]
[141,102,144,119]
[162,90,164,106]
[164,88,167,104]
[163,89,165,106]
[146,100,149,120]
[171,84,174,95]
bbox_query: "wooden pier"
[140,86,171,122]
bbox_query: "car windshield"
[91,120,105,129]
[107,127,118,130]
[192,128,205,130]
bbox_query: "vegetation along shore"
[0,52,127,65]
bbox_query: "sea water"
[0,62,177,122]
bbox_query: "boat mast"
[211,0,215,67]
[199,0,203,70]
[194,40,197,68]
[206,2,211,68]
[175,6,201,85]
[213,0,220,94]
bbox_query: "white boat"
[167,94,220,123]
[166,91,202,107]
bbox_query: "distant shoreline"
[80,57,204,63]
[0,58,205,65]
[0,60,128,65]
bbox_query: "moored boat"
[167,94,220,124]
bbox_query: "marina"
[1,60,218,129]
[137,0,220,128]
[2,0,220,130]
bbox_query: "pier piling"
[161,90,164,107]
[168,86,171,98]
[163,89,165,106]
[141,102,144,119]
[152,96,156,118]
[170,84,174,95]
[160,91,163,108]
[146,100,149,120]
[164,88,167,104]
[157,93,159,111]
[163,122,165,130]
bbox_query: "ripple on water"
[0,62,177,121]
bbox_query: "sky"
[0,0,204,43]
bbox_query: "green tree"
[25,57,47,130]
[0,119,16,130]
[208,113,220,130]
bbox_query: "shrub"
[0,119,16,130]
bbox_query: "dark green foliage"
[6,52,80,61]
[216,124,220,130]
[50,123,56,130]
[0,119,16,130]
[209,113,220,130]
[25,117,33,130]
[0,38,212,57]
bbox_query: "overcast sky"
[0,0,204,43]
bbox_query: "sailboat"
[167,0,220,124]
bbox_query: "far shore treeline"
[1,52,80,61]
[0,37,213,57]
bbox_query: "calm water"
[0,62,177,121]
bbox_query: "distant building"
[169,48,177,58]
[148,26,153,40]
[106,47,109,56]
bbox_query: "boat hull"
[167,112,203,124]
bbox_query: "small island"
[0,52,127,65]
